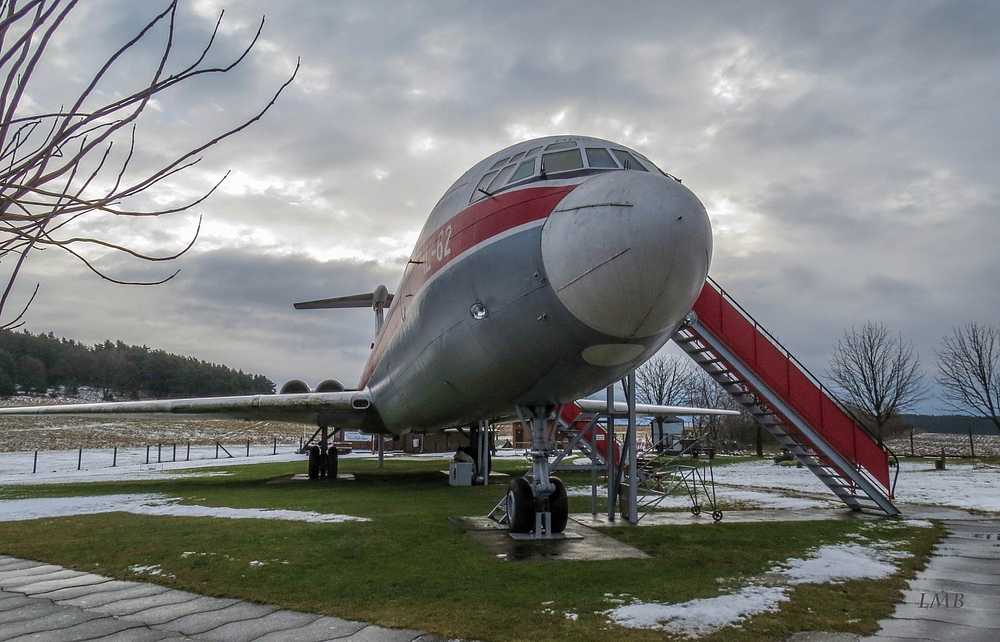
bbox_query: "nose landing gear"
[502,405,570,537]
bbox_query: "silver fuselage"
[359,136,712,435]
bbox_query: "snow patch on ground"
[721,490,834,510]
[605,541,906,637]
[0,494,369,524]
[777,543,903,585]
[564,484,833,510]
[128,563,173,578]
[609,585,787,637]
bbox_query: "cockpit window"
[586,148,618,168]
[489,157,511,171]
[542,149,584,174]
[508,158,535,184]
[470,170,499,203]
[545,141,577,151]
[524,146,542,157]
[612,149,648,172]
[509,151,526,164]
[486,164,517,193]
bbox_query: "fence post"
[273,436,277,455]
[32,450,37,474]
[187,442,190,461]
[77,448,82,471]
[145,445,150,464]
[157,444,162,463]
[173,443,176,462]
[246,439,250,457]
[112,446,117,468]
[216,442,219,459]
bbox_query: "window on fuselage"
[586,147,618,168]
[509,151,526,164]
[611,149,649,172]
[490,157,511,171]
[470,170,499,203]
[524,146,542,157]
[542,148,584,174]
[508,158,536,184]
[545,141,577,151]
[486,164,517,193]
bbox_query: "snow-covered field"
[712,459,1000,514]
[885,431,1000,458]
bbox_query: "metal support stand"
[378,435,384,468]
[610,372,640,524]
[473,420,491,485]
[606,384,616,521]
[626,371,638,524]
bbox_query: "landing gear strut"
[505,405,569,536]
[307,425,339,480]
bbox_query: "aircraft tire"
[506,477,534,534]
[308,446,320,480]
[325,448,339,480]
[549,477,569,534]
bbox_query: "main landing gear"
[505,406,569,536]
[307,424,339,480]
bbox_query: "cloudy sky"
[7,0,998,413]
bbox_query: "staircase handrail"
[703,276,899,496]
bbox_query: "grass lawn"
[0,457,942,642]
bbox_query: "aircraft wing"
[0,390,377,430]
[574,399,741,417]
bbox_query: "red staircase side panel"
[720,300,757,363]
[855,430,891,489]
[755,338,790,398]
[694,285,724,329]
[787,367,824,429]
[819,397,858,463]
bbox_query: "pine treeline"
[0,330,275,399]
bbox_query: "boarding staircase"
[672,278,900,515]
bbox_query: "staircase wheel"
[691,505,701,516]
[712,510,723,522]
[549,477,569,534]
[506,478,535,534]
[307,446,320,480]
[325,448,339,479]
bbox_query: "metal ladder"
[673,321,899,515]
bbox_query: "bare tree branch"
[0,0,297,327]
[936,322,1000,432]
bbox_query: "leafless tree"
[937,322,1000,432]
[635,354,696,407]
[688,369,743,445]
[0,0,298,329]
[635,354,698,445]
[827,321,928,444]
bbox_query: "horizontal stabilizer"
[574,399,741,417]
[294,285,393,310]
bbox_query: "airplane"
[0,135,739,535]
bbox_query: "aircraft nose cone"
[541,171,712,339]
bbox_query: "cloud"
[8,0,999,414]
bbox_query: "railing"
[693,277,896,495]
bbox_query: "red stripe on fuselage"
[358,184,576,388]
